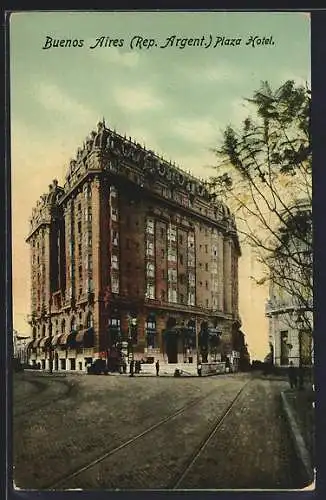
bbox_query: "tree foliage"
[209,80,312,331]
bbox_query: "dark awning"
[51,333,63,346]
[32,338,41,348]
[26,339,35,350]
[39,336,51,348]
[75,328,94,344]
[58,332,70,346]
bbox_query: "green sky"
[10,11,310,359]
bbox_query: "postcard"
[9,10,313,492]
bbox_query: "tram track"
[170,379,250,489]
[47,377,251,490]
[13,375,76,418]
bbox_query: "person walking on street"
[155,359,160,376]
[298,364,304,390]
[129,359,134,377]
[288,361,297,389]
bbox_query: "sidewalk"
[281,386,315,485]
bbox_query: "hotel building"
[26,120,242,371]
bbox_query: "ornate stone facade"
[26,120,242,371]
[265,200,313,367]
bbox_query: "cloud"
[179,62,242,84]
[172,149,217,179]
[113,85,164,112]
[35,81,96,124]
[92,46,140,67]
[280,72,311,88]
[229,98,257,127]
[172,117,220,146]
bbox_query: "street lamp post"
[128,316,136,377]
[296,314,304,389]
[195,317,201,376]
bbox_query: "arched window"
[42,324,46,337]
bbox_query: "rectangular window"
[146,219,155,235]
[146,262,155,278]
[179,254,184,265]
[168,288,177,303]
[111,208,118,221]
[78,221,82,234]
[146,241,154,257]
[161,228,165,238]
[168,269,177,282]
[111,276,119,294]
[205,244,208,253]
[111,255,119,270]
[188,255,195,267]
[188,273,195,286]
[168,248,177,262]
[161,248,165,259]
[112,231,119,246]
[188,292,195,306]
[168,225,177,242]
[146,283,155,299]
[205,263,209,271]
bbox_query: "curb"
[280,391,313,484]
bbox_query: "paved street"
[13,371,306,490]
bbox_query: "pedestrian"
[288,361,297,389]
[298,365,304,390]
[155,359,160,376]
[129,359,134,377]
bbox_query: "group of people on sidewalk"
[288,361,305,389]
[128,359,160,377]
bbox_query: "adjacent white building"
[265,200,313,367]
[13,329,31,364]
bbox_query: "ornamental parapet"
[60,118,237,233]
